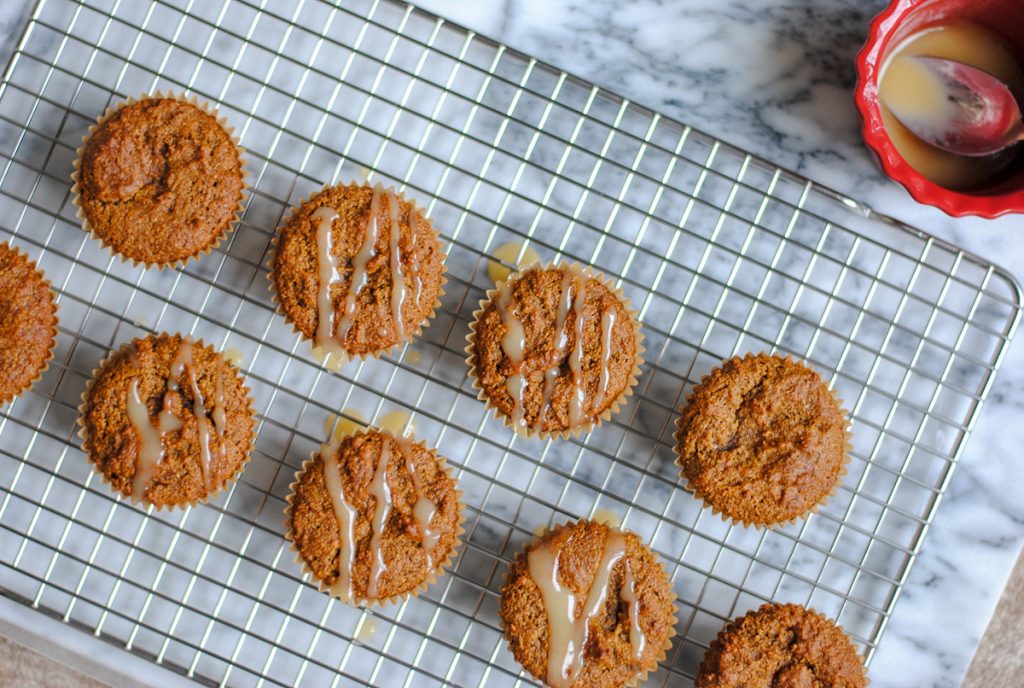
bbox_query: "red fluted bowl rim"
[854,0,1024,218]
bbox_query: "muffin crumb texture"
[81,334,254,507]
[696,603,867,688]
[0,243,57,405]
[288,430,460,603]
[676,354,847,525]
[472,265,638,435]
[273,184,445,357]
[77,97,244,265]
[500,519,676,688]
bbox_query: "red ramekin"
[854,0,1024,218]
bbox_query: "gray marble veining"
[0,1,1019,687]
[410,1,1024,686]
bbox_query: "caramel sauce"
[879,21,1024,189]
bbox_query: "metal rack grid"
[0,0,1019,685]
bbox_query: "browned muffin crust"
[696,603,867,688]
[288,430,461,601]
[471,266,638,434]
[500,520,676,688]
[675,354,847,525]
[81,334,254,507]
[77,97,244,265]
[273,184,445,357]
[0,243,57,405]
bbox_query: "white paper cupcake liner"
[673,352,853,529]
[70,91,248,270]
[0,242,59,406]
[77,333,257,510]
[267,182,448,365]
[466,261,644,440]
[284,426,465,607]
[499,518,678,688]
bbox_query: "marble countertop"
[0,0,1021,686]
[389,1,1024,684]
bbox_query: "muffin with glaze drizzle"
[500,519,677,688]
[674,353,850,527]
[467,263,642,438]
[73,94,245,267]
[696,603,867,687]
[272,183,446,360]
[79,333,256,508]
[0,242,58,405]
[286,428,463,605]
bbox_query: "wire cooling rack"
[0,0,1020,685]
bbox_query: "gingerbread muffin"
[500,519,676,688]
[272,183,446,359]
[79,333,255,508]
[73,94,245,267]
[675,354,849,526]
[467,263,642,438]
[0,242,58,405]
[696,603,867,688]
[287,428,462,605]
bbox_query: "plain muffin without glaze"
[272,183,445,358]
[287,429,462,604]
[696,603,867,688]
[75,96,245,266]
[675,354,848,526]
[0,242,58,405]
[468,264,641,437]
[80,333,255,507]
[500,519,676,688]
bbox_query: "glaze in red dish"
[855,0,1024,217]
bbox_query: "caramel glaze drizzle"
[125,338,226,499]
[493,267,619,429]
[320,431,443,602]
[527,528,646,687]
[313,184,416,355]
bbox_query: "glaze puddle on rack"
[0,0,1019,686]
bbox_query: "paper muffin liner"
[0,242,59,406]
[466,261,645,441]
[267,182,448,366]
[499,518,678,688]
[700,603,869,685]
[76,334,258,511]
[70,91,249,270]
[673,352,854,529]
[284,425,465,608]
